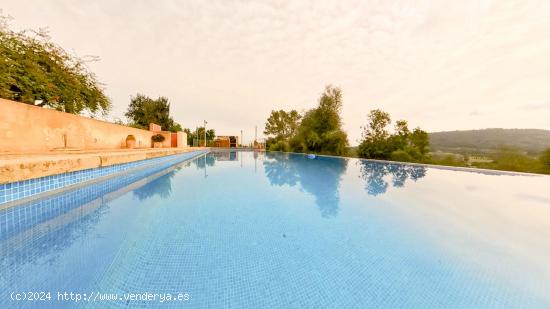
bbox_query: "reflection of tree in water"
[263,153,348,217]
[361,162,389,196]
[263,153,299,187]
[408,166,427,181]
[358,161,427,196]
[133,169,178,201]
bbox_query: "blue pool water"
[1,151,549,308]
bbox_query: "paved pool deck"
[0,147,207,184]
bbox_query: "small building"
[213,136,239,148]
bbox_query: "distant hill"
[429,129,550,155]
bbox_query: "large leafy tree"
[357,109,430,161]
[290,85,349,155]
[264,110,301,140]
[409,127,429,155]
[0,17,110,114]
[356,109,395,159]
[125,94,182,132]
[264,109,301,151]
[362,110,391,141]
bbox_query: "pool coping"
[0,148,209,184]
[0,149,209,209]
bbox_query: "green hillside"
[429,129,550,155]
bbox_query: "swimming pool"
[1,151,549,308]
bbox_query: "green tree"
[184,127,215,146]
[356,109,393,159]
[357,109,430,161]
[196,127,215,141]
[183,128,194,146]
[409,127,429,155]
[363,109,391,142]
[264,109,301,150]
[395,120,410,136]
[391,120,410,150]
[0,17,110,114]
[171,122,183,132]
[290,85,349,155]
[125,94,182,132]
[268,139,291,152]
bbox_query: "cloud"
[469,110,485,116]
[2,0,550,144]
[520,101,550,111]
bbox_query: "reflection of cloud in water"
[263,153,348,218]
[0,161,184,270]
[263,154,299,187]
[358,161,427,196]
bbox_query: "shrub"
[151,134,165,143]
[269,140,290,152]
[540,147,550,167]
[491,148,539,172]
[406,147,423,161]
[390,150,413,162]
[437,155,465,167]
[357,139,395,160]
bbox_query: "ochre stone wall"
[0,98,158,152]
[173,132,187,148]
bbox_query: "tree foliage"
[124,94,182,132]
[0,16,110,114]
[184,127,215,146]
[357,109,429,161]
[264,109,301,150]
[363,109,391,142]
[409,128,429,155]
[264,110,301,141]
[196,127,216,141]
[290,85,349,155]
[263,85,348,155]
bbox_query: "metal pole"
[204,153,207,178]
[204,120,207,147]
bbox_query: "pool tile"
[0,150,207,206]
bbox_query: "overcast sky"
[2,0,550,145]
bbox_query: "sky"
[2,0,550,145]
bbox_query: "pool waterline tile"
[0,149,208,206]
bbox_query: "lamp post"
[195,126,198,147]
[204,120,208,147]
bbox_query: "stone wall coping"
[0,147,208,184]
